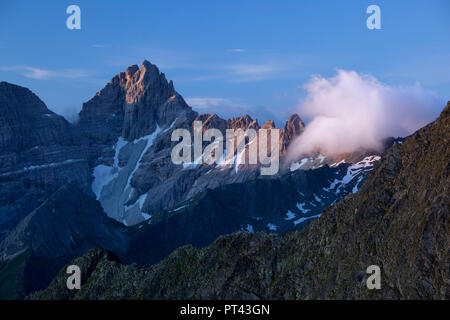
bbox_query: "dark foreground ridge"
[30,103,449,300]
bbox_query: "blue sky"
[0,0,449,124]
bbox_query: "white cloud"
[287,70,442,159]
[174,63,284,83]
[227,63,284,82]
[0,65,90,80]
[187,97,231,108]
[228,48,246,53]
[186,97,249,117]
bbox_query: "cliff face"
[32,103,449,300]
[0,82,94,242]
[0,184,127,298]
[0,82,73,153]
[76,60,197,144]
[125,162,368,266]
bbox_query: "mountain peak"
[77,60,196,142]
[141,59,153,68]
[279,113,305,155]
[283,113,305,136]
[261,119,276,129]
[0,82,71,153]
[125,64,139,78]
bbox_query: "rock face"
[0,184,127,261]
[0,184,127,298]
[280,114,305,154]
[77,60,196,144]
[125,161,371,266]
[0,82,72,153]
[32,103,449,300]
[0,82,93,242]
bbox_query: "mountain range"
[0,60,436,299]
[31,102,450,300]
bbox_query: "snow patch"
[92,165,118,200]
[290,158,308,171]
[92,126,163,223]
[92,136,128,200]
[170,204,188,212]
[313,193,322,203]
[325,155,380,194]
[284,210,296,220]
[352,176,363,193]
[124,127,161,189]
[296,203,310,213]
[294,214,321,225]
[267,223,278,231]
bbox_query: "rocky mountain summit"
[77,60,196,144]
[31,103,449,300]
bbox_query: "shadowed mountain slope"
[0,184,127,298]
[31,103,449,300]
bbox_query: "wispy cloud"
[174,62,289,82]
[104,45,311,84]
[0,65,91,80]
[176,63,286,83]
[186,97,249,116]
[92,44,109,48]
[226,63,284,82]
[228,48,246,53]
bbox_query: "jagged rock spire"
[77,60,196,143]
